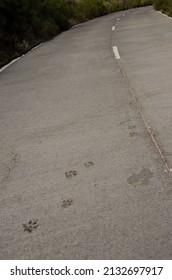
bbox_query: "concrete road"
[0,7,172,259]
[115,6,172,170]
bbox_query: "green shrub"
[154,0,172,16]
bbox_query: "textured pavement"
[0,7,172,259]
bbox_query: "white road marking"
[157,10,172,20]
[165,168,172,172]
[30,43,43,52]
[113,46,120,60]
[72,22,86,28]
[0,57,21,73]
[112,26,116,31]
[0,43,43,73]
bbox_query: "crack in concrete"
[115,57,172,178]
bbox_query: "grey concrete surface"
[115,6,172,169]
[0,8,172,259]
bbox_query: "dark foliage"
[153,0,172,15]
[0,0,153,67]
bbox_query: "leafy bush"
[154,0,172,15]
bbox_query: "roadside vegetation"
[153,0,172,16]
[0,0,153,68]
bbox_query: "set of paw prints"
[65,161,94,178]
[23,161,94,233]
[63,161,94,208]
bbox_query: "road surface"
[0,6,172,259]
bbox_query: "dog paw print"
[23,219,39,233]
[84,161,94,167]
[62,199,73,208]
[65,170,77,178]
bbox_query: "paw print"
[62,199,73,208]
[23,219,39,233]
[65,170,77,178]
[84,161,94,167]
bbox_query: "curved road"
[0,6,172,259]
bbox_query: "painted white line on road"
[0,57,21,73]
[0,42,43,73]
[112,26,116,31]
[72,22,86,28]
[157,11,172,20]
[166,168,172,172]
[113,46,120,60]
[31,43,43,52]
